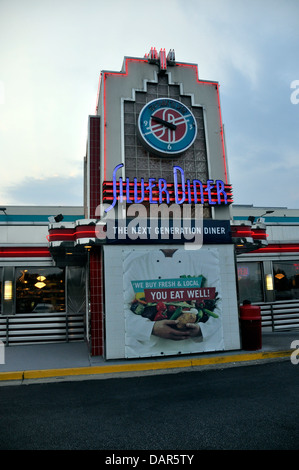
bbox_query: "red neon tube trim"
[75,227,96,232]
[95,72,102,114]
[232,231,252,237]
[215,85,228,184]
[176,63,221,90]
[49,231,75,237]
[102,196,233,204]
[0,248,51,257]
[103,73,107,180]
[75,231,96,238]
[103,181,232,188]
[102,59,227,182]
[48,230,75,241]
[102,184,233,197]
[174,63,228,184]
[251,232,268,239]
[102,186,233,194]
[102,190,232,198]
[252,244,299,253]
[102,57,148,180]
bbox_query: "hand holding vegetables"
[130,279,220,343]
[183,322,202,338]
[176,309,198,330]
[152,319,201,340]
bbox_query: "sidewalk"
[0,330,297,385]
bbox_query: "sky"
[0,0,298,210]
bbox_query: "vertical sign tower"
[84,48,239,358]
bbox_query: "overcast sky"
[0,0,298,210]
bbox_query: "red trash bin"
[239,302,262,351]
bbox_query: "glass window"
[273,261,299,301]
[67,266,86,314]
[16,267,65,313]
[237,262,264,303]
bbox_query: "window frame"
[272,260,299,301]
[237,260,265,304]
[14,265,66,314]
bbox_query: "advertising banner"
[123,248,224,358]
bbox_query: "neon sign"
[103,164,233,212]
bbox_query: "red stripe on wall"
[252,244,299,253]
[0,247,51,257]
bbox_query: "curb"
[0,349,292,383]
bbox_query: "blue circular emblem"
[137,98,197,157]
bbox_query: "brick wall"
[88,116,101,219]
[89,248,104,356]
[88,116,104,356]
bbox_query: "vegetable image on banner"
[123,248,224,358]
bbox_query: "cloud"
[4,174,83,206]
[0,0,298,210]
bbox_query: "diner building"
[1,49,297,358]
[233,204,299,332]
[1,203,299,350]
[0,206,85,345]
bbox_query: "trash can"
[239,300,262,351]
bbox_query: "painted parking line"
[0,349,292,382]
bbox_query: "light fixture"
[248,210,274,223]
[37,275,46,282]
[266,274,274,290]
[35,281,46,289]
[275,273,285,280]
[4,281,12,300]
[260,211,274,217]
[0,207,7,215]
[48,214,64,223]
[54,214,64,222]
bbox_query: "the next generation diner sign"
[102,219,232,245]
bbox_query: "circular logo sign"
[137,98,197,157]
